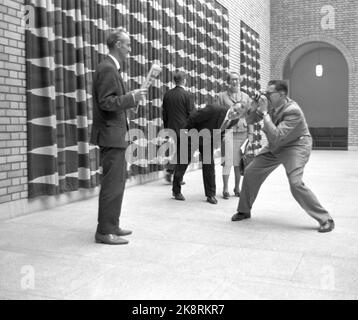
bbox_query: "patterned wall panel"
[26,0,230,198]
[240,21,263,154]
[240,21,261,96]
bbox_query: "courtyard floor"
[0,151,358,300]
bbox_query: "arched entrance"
[272,34,356,150]
[283,42,349,149]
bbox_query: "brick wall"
[218,0,271,88]
[0,0,271,218]
[270,0,358,148]
[0,0,101,219]
[0,0,27,204]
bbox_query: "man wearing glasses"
[231,80,335,233]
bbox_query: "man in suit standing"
[162,71,195,186]
[173,103,242,204]
[232,80,335,233]
[90,29,147,245]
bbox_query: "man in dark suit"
[172,103,240,204]
[90,29,147,245]
[232,80,335,233]
[162,71,195,185]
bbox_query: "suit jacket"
[186,104,228,148]
[90,56,136,148]
[260,99,311,155]
[162,86,195,136]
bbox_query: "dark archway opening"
[283,42,349,150]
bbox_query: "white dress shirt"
[108,54,121,71]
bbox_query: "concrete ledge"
[0,166,201,221]
[0,187,101,221]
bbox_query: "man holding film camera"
[232,80,335,233]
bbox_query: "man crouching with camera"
[231,80,335,233]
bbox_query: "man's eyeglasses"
[253,91,280,102]
[265,91,279,97]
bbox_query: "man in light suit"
[232,80,335,233]
[90,29,147,245]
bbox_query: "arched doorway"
[283,42,349,150]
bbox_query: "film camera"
[253,91,270,102]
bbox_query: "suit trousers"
[165,135,180,174]
[97,147,127,235]
[173,143,216,197]
[237,142,331,224]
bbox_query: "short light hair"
[106,28,128,50]
[227,72,240,83]
[173,71,186,85]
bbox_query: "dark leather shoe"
[115,228,132,237]
[318,219,335,233]
[232,212,251,222]
[173,193,185,201]
[222,191,230,200]
[95,232,129,245]
[207,196,218,205]
[233,189,240,197]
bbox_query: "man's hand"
[132,88,148,103]
[228,103,244,120]
[256,95,269,114]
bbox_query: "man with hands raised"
[232,80,334,233]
